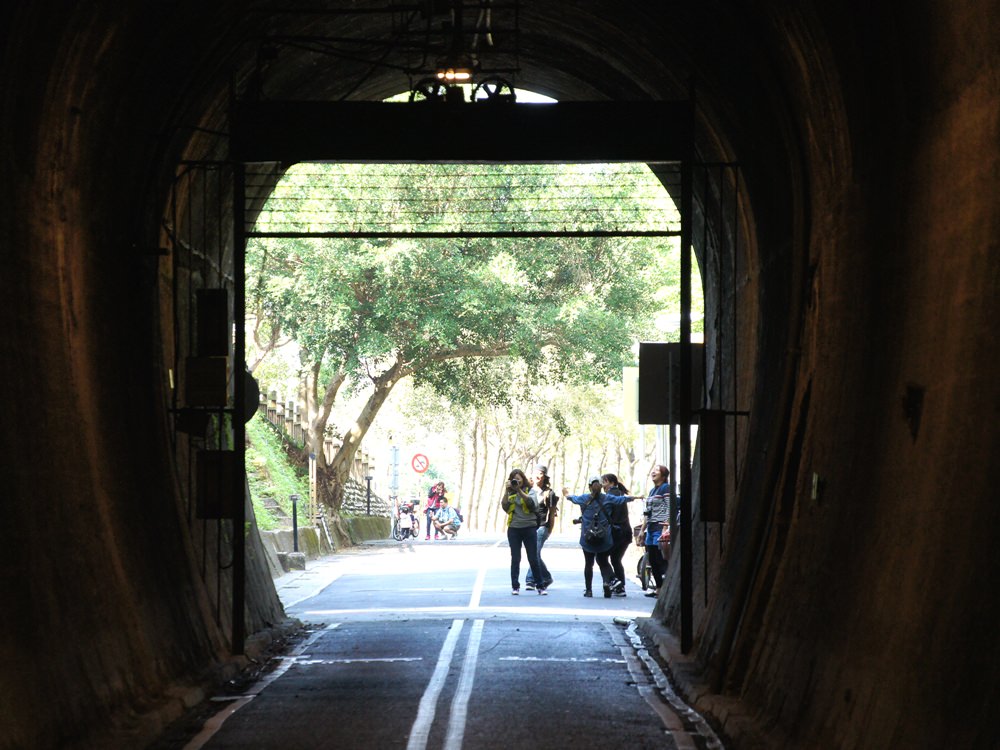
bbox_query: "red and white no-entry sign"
[411,453,429,473]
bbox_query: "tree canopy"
[246,162,691,515]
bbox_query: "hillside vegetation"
[246,412,309,530]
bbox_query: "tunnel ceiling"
[239,3,689,103]
[190,1,791,176]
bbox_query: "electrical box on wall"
[196,288,229,357]
[699,409,726,522]
[185,356,229,406]
[637,342,704,424]
[196,450,237,519]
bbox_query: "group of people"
[502,463,673,599]
[409,466,673,597]
[502,466,558,595]
[423,481,462,540]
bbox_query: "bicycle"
[633,525,652,590]
[391,502,420,541]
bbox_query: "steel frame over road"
[228,99,700,654]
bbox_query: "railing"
[256,393,389,517]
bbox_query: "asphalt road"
[163,533,721,750]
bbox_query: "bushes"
[246,413,309,530]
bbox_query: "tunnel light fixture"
[436,66,473,82]
[435,52,476,83]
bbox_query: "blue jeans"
[526,525,552,585]
[507,525,543,590]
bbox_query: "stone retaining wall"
[260,516,391,576]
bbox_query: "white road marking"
[467,565,488,608]
[295,657,422,665]
[407,619,466,750]
[444,619,484,750]
[183,623,341,750]
[499,656,626,663]
[302,604,643,619]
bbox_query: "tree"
[247,163,680,532]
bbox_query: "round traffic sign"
[411,453,429,473]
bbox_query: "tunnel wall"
[0,2,998,749]
[655,4,1000,748]
[0,5,287,748]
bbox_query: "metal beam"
[247,229,682,239]
[231,100,691,163]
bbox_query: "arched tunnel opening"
[174,92,729,649]
[1,3,997,749]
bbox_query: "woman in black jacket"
[602,473,632,597]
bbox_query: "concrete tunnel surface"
[0,3,998,749]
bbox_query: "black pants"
[608,531,631,585]
[645,543,668,589]
[507,525,543,589]
[582,549,614,590]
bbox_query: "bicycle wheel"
[392,520,403,541]
[637,554,651,590]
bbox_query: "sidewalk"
[273,553,346,609]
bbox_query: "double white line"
[406,618,486,750]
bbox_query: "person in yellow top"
[501,468,547,596]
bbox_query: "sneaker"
[603,586,612,599]
[644,591,658,598]
[537,587,548,595]
[512,588,520,595]
[525,582,535,591]
[542,579,553,588]
[613,589,627,598]
[425,536,430,540]
[583,589,593,598]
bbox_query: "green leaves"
[248,162,697,411]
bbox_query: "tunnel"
[1,2,997,748]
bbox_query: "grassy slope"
[246,412,309,530]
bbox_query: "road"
[164,533,723,750]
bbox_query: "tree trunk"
[468,416,480,531]
[305,365,346,471]
[557,441,567,533]
[573,437,586,493]
[457,429,467,525]
[324,362,403,511]
[473,417,487,530]
[486,439,507,534]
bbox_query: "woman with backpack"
[562,476,638,598]
[525,464,558,591]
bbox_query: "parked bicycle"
[391,500,420,541]
[633,524,652,591]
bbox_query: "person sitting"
[433,499,461,539]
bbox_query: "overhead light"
[436,66,473,82]
[435,51,476,83]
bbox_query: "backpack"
[534,488,556,528]
[582,496,612,546]
[535,496,548,528]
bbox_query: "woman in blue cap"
[562,476,639,597]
